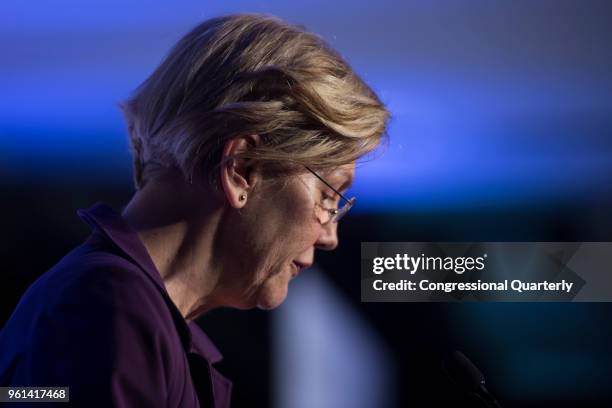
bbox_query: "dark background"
[3,186,612,407]
[3,1,612,407]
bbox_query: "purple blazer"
[0,203,232,407]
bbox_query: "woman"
[0,14,389,407]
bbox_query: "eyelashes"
[320,192,338,208]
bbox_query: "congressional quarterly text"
[373,279,574,294]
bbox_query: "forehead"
[319,163,355,191]
[323,163,355,180]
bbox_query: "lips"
[291,261,312,277]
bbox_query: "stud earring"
[239,193,247,201]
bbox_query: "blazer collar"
[76,201,223,364]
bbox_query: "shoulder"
[1,246,179,404]
[7,241,176,349]
[36,241,165,316]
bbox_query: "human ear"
[219,134,261,208]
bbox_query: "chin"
[255,283,289,310]
[256,291,287,310]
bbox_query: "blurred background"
[2,1,612,407]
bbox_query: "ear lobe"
[219,135,260,208]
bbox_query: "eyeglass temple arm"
[304,166,352,202]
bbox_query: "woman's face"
[218,162,355,310]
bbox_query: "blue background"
[3,0,611,210]
[2,1,612,407]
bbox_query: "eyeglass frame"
[304,166,356,224]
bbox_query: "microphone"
[442,350,503,408]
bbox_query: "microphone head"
[442,350,485,393]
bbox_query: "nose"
[314,221,339,251]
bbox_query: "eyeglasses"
[305,166,356,225]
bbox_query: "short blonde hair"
[120,13,390,189]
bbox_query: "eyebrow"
[307,166,354,197]
[332,170,354,193]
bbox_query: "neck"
[121,176,223,321]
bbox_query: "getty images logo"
[372,253,488,275]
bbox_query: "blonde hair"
[120,13,390,189]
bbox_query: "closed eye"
[318,195,339,212]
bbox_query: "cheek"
[281,209,319,252]
[256,209,317,280]
[245,180,319,274]
[265,190,318,248]
[248,183,314,239]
